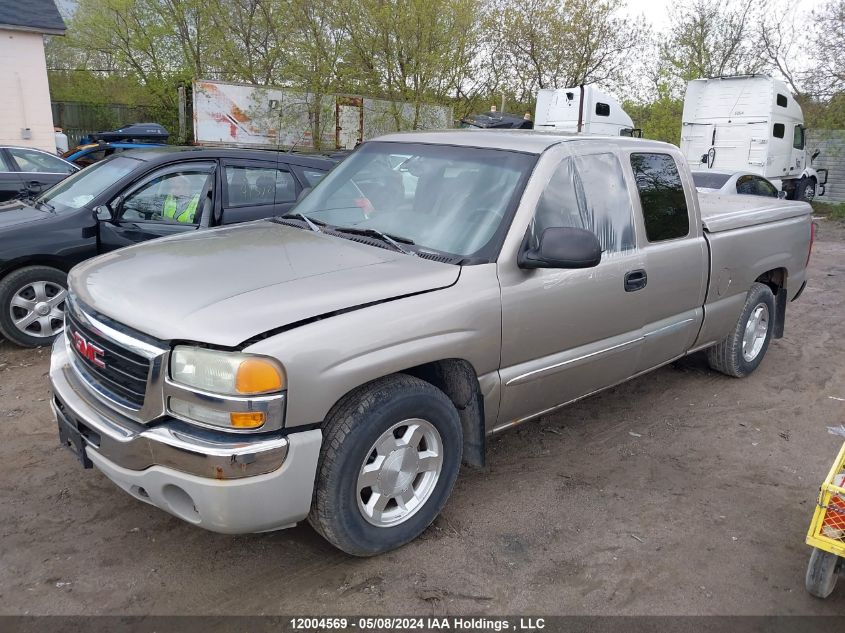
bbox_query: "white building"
[0,1,66,153]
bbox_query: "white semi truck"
[533,85,640,137]
[680,75,828,201]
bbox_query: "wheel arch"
[755,268,788,339]
[0,256,74,280]
[322,359,487,469]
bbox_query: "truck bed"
[698,192,811,233]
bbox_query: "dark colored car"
[0,146,338,347]
[0,146,78,202]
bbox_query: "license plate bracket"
[56,404,93,469]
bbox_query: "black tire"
[805,547,842,599]
[309,374,462,556]
[706,282,775,378]
[0,266,68,348]
[795,177,816,202]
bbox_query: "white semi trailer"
[680,75,828,201]
[533,85,639,137]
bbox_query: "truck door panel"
[628,152,708,372]
[497,152,647,428]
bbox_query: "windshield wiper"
[281,211,324,233]
[32,199,55,213]
[333,226,417,256]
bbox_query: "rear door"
[628,152,707,373]
[0,149,25,201]
[6,147,76,196]
[98,161,216,252]
[218,159,301,225]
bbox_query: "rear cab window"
[630,153,690,242]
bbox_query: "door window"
[753,177,779,197]
[301,168,328,187]
[531,153,636,254]
[630,153,690,242]
[225,166,297,206]
[8,148,75,174]
[793,125,805,149]
[0,151,12,172]
[120,170,211,224]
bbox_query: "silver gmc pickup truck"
[50,132,813,556]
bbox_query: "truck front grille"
[65,310,150,410]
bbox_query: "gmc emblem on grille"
[71,331,106,369]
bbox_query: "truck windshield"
[36,156,140,213]
[293,142,536,258]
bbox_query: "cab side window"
[630,153,690,242]
[225,166,297,206]
[121,170,212,224]
[531,153,635,254]
[793,125,805,149]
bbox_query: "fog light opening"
[162,484,201,523]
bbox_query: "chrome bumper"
[50,335,289,480]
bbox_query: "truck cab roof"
[371,129,675,154]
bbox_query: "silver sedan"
[692,170,784,198]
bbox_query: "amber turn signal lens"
[229,411,266,428]
[235,358,284,394]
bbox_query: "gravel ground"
[1,219,844,616]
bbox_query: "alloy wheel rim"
[742,303,769,362]
[9,280,67,339]
[356,418,443,527]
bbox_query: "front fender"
[244,264,503,429]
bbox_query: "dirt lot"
[1,220,844,616]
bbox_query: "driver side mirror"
[811,148,821,162]
[93,204,112,221]
[777,190,787,199]
[519,226,602,270]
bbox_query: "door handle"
[624,269,648,292]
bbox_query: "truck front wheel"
[309,374,463,556]
[706,282,775,377]
[795,177,816,202]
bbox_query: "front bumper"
[50,336,322,533]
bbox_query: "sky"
[622,0,824,32]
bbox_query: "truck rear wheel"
[308,374,462,556]
[706,282,775,378]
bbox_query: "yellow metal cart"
[806,441,845,598]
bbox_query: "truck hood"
[69,221,460,347]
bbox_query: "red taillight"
[807,221,816,266]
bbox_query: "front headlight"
[168,346,286,431]
[170,346,285,395]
